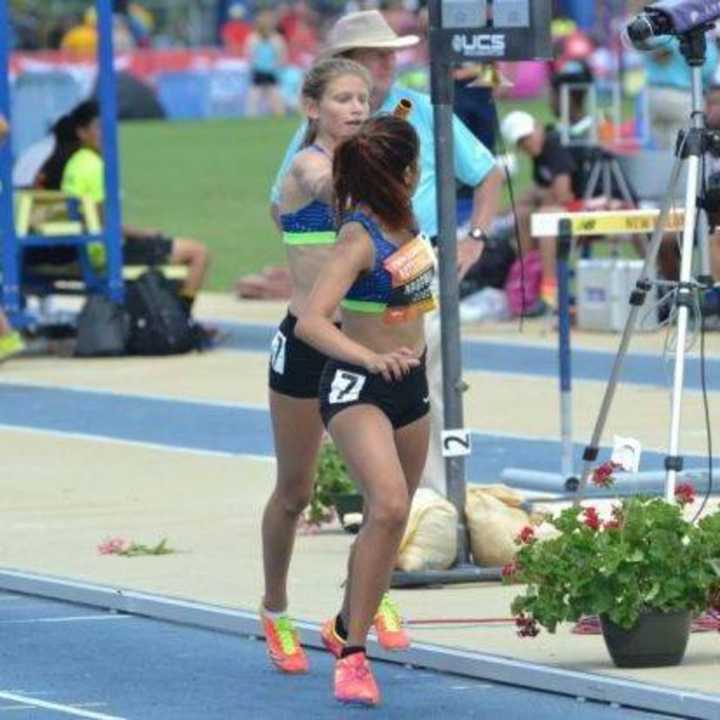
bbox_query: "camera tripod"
[582,146,638,208]
[575,26,715,501]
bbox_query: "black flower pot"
[600,609,691,668]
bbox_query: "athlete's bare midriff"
[286,244,336,317]
[340,309,426,357]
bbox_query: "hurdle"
[500,208,712,496]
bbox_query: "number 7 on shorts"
[329,370,366,404]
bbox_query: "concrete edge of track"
[0,568,717,720]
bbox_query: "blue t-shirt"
[251,37,280,75]
[270,84,497,238]
[645,35,717,91]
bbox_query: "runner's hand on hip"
[364,348,419,382]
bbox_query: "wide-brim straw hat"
[320,10,420,58]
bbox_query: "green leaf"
[118,537,175,557]
[506,495,720,635]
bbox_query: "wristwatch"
[468,227,488,243]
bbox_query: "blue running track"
[0,592,673,720]
[0,382,715,483]
[215,321,720,390]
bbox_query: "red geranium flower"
[515,526,536,545]
[583,506,601,531]
[591,460,620,488]
[515,613,540,637]
[675,483,696,506]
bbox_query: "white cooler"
[576,259,657,332]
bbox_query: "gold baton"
[392,98,412,120]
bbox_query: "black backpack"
[459,235,517,299]
[125,269,202,355]
[74,295,130,357]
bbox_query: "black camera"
[626,0,720,46]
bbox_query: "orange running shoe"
[373,593,410,651]
[260,608,309,674]
[334,652,380,706]
[321,617,345,658]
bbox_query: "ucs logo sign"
[451,33,506,57]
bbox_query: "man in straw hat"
[263,7,502,674]
[271,9,503,491]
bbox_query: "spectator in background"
[453,64,500,155]
[501,107,643,312]
[13,113,76,189]
[452,63,505,227]
[643,32,717,149]
[60,6,135,57]
[246,8,288,116]
[120,1,153,48]
[501,110,578,311]
[32,101,210,316]
[277,2,320,67]
[221,2,252,53]
[60,9,98,57]
[33,116,79,192]
[379,0,417,36]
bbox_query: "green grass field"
[120,116,297,292]
[119,99,553,292]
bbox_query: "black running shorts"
[123,232,174,266]
[268,311,331,399]
[319,351,429,430]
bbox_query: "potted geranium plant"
[303,441,361,532]
[505,463,720,668]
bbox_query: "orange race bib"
[382,234,437,324]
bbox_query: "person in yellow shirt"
[58,101,210,314]
[60,10,98,58]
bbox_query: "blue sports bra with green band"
[279,144,335,246]
[340,211,437,324]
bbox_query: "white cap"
[500,111,535,146]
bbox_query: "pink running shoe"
[334,652,380,706]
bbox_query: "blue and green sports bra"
[341,211,437,324]
[279,144,335,246]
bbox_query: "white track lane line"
[0,692,125,719]
[0,615,132,625]
[0,423,271,462]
